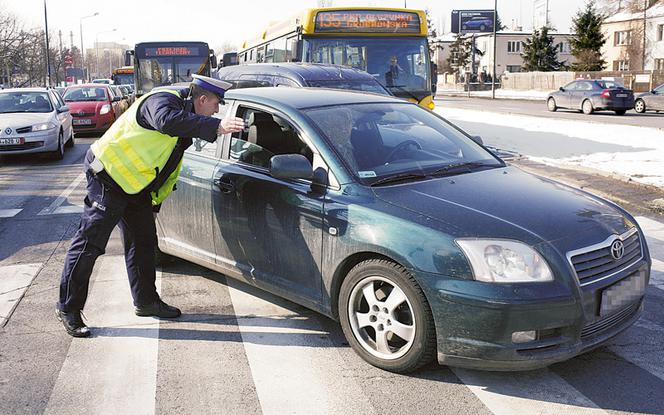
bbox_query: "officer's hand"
[218,116,245,135]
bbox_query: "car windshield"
[304,102,502,184]
[306,79,390,95]
[63,87,108,102]
[0,91,53,113]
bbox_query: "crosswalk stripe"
[38,172,85,216]
[45,256,161,415]
[0,209,22,218]
[452,368,609,415]
[0,263,42,327]
[226,278,376,415]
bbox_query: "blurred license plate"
[0,137,23,145]
[600,271,646,316]
[73,119,92,125]
[616,94,628,97]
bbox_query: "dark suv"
[214,62,392,96]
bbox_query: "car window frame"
[185,99,234,160]
[221,99,340,190]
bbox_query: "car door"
[155,102,230,266]
[558,81,575,107]
[211,103,326,302]
[652,84,664,110]
[50,91,71,138]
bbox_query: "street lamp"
[79,12,99,81]
[95,28,116,79]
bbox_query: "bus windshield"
[302,37,430,100]
[113,73,134,85]
[136,56,209,94]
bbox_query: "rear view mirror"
[270,154,313,180]
[112,96,121,102]
[57,105,70,113]
[559,87,565,92]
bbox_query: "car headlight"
[456,239,553,283]
[99,104,112,115]
[31,122,57,132]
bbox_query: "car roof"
[0,87,51,93]
[225,86,403,110]
[66,84,110,88]
[216,63,379,83]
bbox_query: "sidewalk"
[436,88,550,101]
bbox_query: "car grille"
[581,300,641,339]
[568,228,641,286]
[0,141,44,151]
[72,112,95,117]
[15,126,32,134]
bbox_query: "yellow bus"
[111,66,134,86]
[238,8,436,109]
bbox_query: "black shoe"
[56,309,91,338]
[135,299,181,318]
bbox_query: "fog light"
[512,330,537,343]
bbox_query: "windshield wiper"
[430,161,497,177]
[370,172,428,187]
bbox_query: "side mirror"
[652,89,658,94]
[57,105,70,113]
[112,96,121,102]
[269,154,313,180]
[559,87,565,92]
[470,135,484,145]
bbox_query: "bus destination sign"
[144,47,200,57]
[314,11,421,33]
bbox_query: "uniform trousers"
[57,149,159,312]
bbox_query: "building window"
[614,30,632,46]
[658,24,664,42]
[613,60,630,71]
[506,65,522,73]
[507,41,522,54]
[557,42,571,54]
[655,59,664,71]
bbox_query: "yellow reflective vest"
[90,89,183,206]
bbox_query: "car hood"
[66,101,105,113]
[372,166,633,247]
[0,112,52,129]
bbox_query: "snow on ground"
[437,88,550,101]
[436,107,664,188]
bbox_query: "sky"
[2,0,584,52]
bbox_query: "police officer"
[56,74,245,337]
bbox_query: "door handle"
[214,177,235,194]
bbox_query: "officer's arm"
[139,92,221,141]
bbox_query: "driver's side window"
[229,106,314,169]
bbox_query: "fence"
[498,70,664,92]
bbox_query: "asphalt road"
[1,136,664,414]
[435,96,664,129]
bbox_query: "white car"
[0,88,74,159]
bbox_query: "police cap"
[191,74,232,100]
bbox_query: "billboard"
[533,0,549,29]
[451,10,496,34]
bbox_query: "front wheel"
[547,97,557,112]
[582,99,594,115]
[65,128,74,148]
[614,109,627,116]
[50,131,64,160]
[634,99,646,113]
[338,259,436,373]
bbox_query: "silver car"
[0,88,74,159]
[634,83,664,113]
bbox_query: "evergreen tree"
[570,1,606,71]
[521,26,565,71]
[425,9,438,56]
[446,34,470,75]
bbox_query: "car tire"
[64,128,74,148]
[547,97,557,112]
[634,99,646,113]
[338,259,436,373]
[50,131,65,160]
[614,109,627,116]
[582,99,594,115]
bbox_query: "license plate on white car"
[600,271,646,316]
[0,137,23,145]
[73,119,92,125]
[616,93,628,98]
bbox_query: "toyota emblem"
[4,127,11,135]
[610,240,624,260]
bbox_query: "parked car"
[634,83,664,113]
[547,79,635,115]
[91,78,113,84]
[157,87,650,373]
[62,84,123,134]
[215,63,392,96]
[0,87,73,159]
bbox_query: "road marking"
[453,368,609,415]
[0,263,42,327]
[0,209,22,218]
[45,255,161,415]
[38,172,85,216]
[51,205,83,215]
[226,278,376,415]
